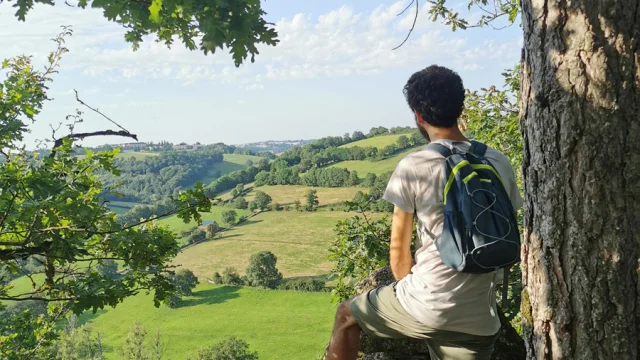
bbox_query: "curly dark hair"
[403,65,465,128]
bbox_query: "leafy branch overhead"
[393,0,520,49]
[4,0,279,66]
[0,28,212,334]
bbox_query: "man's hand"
[389,205,414,280]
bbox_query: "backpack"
[425,140,520,307]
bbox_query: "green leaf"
[149,0,163,23]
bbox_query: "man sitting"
[326,65,523,360]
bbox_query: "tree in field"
[409,131,426,147]
[221,267,243,286]
[250,191,272,211]
[221,210,237,227]
[120,323,148,360]
[149,329,165,360]
[9,0,278,67]
[0,30,213,358]
[187,337,258,360]
[362,173,377,188]
[245,251,282,289]
[305,190,319,211]
[349,171,359,186]
[230,189,239,198]
[396,135,410,149]
[205,222,220,239]
[351,131,366,141]
[187,228,207,244]
[235,184,245,194]
[171,269,199,297]
[232,197,249,210]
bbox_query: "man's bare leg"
[326,300,361,360]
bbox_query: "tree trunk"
[520,0,640,359]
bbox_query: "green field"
[330,147,422,175]
[159,206,251,236]
[117,152,159,160]
[107,200,148,216]
[222,185,360,207]
[172,210,355,280]
[198,154,264,184]
[79,284,335,360]
[340,134,406,149]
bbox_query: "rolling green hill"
[79,284,335,360]
[221,185,361,207]
[117,152,159,160]
[329,147,423,175]
[340,134,406,149]
[198,154,264,184]
[172,210,357,280]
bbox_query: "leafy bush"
[278,279,326,292]
[221,210,237,226]
[233,197,248,210]
[212,272,222,284]
[164,294,182,309]
[221,267,243,286]
[188,229,207,244]
[245,251,283,289]
[187,337,258,360]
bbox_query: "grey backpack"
[426,140,520,306]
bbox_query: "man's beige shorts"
[350,282,498,360]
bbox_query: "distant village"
[112,139,312,154]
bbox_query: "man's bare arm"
[389,205,414,280]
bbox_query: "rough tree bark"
[520,0,640,359]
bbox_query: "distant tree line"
[100,148,226,203]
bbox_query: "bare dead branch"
[74,90,130,133]
[397,0,416,16]
[392,0,420,50]
[50,130,138,159]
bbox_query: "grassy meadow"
[198,154,264,184]
[172,210,355,280]
[223,185,361,207]
[340,134,405,149]
[330,147,423,175]
[117,152,159,160]
[79,284,335,360]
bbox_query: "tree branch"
[74,90,130,133]
[50,130,138,158]
[392,0,420,50]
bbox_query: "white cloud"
[0,1,521,86]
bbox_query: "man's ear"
[414,110,426,125]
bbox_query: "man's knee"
[335,300,359,328]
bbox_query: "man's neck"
[426,126,469,142]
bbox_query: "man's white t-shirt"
[382,139,523,336]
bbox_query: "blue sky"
[0,1,522,147]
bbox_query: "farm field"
[329,147,423,175]
[198,154,264,184]
[340,134,406,149]
[79,284,335,360]
[171,210,358,280]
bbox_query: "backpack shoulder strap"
[469,141,488,157]
[425,142,453,158]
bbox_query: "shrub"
[188,229,207,244]
[212,272,222,284]
[164,294,181,308]
[221,267,243,286]
[221,210,237,226]
[278,279,326,292]
[187,337,258,360]
[270,203,282,211]
[233,197,248,210]
[245,251,283,289]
